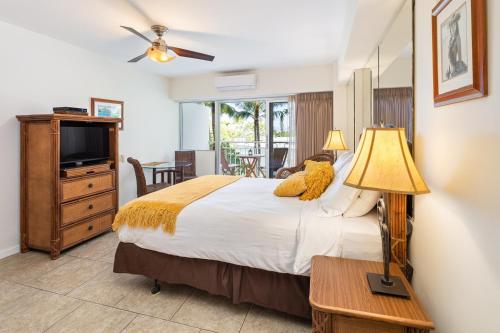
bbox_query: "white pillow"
[343,190,380,217]
[333,151,354,174]
[319,159,360,217]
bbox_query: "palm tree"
[203,102,216,150]
[273,106,288,134]
[221,101,265,147]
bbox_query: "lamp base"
[367,273,411,298]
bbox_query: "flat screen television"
[60,122,110,166]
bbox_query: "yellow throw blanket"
[112,175,241,235]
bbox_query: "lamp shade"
[323,130,348,151]
[344,128,429,194]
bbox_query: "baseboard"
[0,245,20,260]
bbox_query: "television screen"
[60,122,110,165]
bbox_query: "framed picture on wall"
[91,98,124,130]
[432,0,487,107]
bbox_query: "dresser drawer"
[61,212,115,248]
[60,191,116,226]
[60,172,115,202]
[99,212,114,231]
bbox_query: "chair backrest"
[175,150,196,177]
[270,147,288,169]
[127,157,147,197]
[220,149,230,171]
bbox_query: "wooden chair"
[268,147,288,178]
[174,150,197,183]
[127,157,169,197]
[220,149,238,175]
[275,153,334,179]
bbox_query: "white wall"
[181,103,211,150]
[413,1,500,332]
[0,21,178,258]
[379,56,412,88]
[169,64,335,101]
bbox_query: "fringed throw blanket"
[112,175,241,234]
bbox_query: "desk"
[142,161,193,185]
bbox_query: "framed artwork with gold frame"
[91,98,124,130]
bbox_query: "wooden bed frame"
[113,153,409,318]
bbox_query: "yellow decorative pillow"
[300,160,334,201]
[274,171,307,197]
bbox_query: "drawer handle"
[88,225,94,231]
[88,204,94,210]
[88,183,94,189]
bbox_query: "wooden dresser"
[17,114,120,259]
[310,256,434,333]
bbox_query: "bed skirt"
[113,242,311,319]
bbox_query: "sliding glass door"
[269,101,291,178]
[180,97,294,178]
[219,100,267,177]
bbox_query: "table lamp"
[344,128,429,298]
[323,129,349,161]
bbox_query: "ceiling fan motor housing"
[151,25,168,38]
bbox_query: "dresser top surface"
[16,114,120,123]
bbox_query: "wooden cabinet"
[17,114,120,259]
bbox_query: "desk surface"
[142,161,192,169]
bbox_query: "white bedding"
[117,177,382,276]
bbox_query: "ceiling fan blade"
[128,53,147,63]
[169,46,215,61]
[121,26,152,44]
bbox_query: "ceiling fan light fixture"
[146,47,175,63]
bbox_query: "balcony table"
[239,154,265,177]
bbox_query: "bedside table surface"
[309,256,434,330]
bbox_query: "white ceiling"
[0,0,352,77]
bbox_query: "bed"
[113,154,408,319]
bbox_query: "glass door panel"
[269,101,292,178]
[218,100,267,177]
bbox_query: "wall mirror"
[369,0,414,148]
[346,0,415,277]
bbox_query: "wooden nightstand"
[310,256,434,333]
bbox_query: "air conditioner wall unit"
[214,74,257,91]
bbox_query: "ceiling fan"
[121,25,215,63]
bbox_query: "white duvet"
[117,177,382,276]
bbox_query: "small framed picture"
[91,98,124,130]
[432,0,487,107]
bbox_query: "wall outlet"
[120,154,125,163]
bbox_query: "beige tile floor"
[0,232,311,333]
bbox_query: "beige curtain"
[295,92,333,163]
[373,87,413,142]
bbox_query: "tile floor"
[0,232,311,333]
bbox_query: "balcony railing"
[220,140,290,177]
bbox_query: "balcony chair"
[220,149,239,175]
[267,147,288,178]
